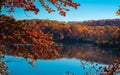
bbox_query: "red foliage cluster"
[0,0,80,16]
[0,45,4,51]
[0,52,8,75]
[0,15,60,59]
[99,63,120,75]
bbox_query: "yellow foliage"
[116,10,120,16]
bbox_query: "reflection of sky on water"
[1,43,120,75]
[3,55,107,75]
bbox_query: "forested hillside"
[0,15,120,47]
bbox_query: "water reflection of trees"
[0,52,8,75]
[1,42,120,65]
[60,43,120,64]
[1,46,59,60]
[0,42,120,75]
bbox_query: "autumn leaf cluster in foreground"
[0,15,60,60]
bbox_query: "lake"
[2,43,120,75]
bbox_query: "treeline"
[1,15,120,47]
[70,19,120,26]
[21,18,120,47]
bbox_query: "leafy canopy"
[0,0,80,16]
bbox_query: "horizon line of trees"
[0,15,120,47]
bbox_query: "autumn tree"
[0,0,80,16]
[0,15,60,59]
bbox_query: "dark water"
[59,43,120,64]
[2,43,120,75]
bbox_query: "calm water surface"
[3,56,106,75]
[2,43,120,75]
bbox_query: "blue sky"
[1,0,120,22]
